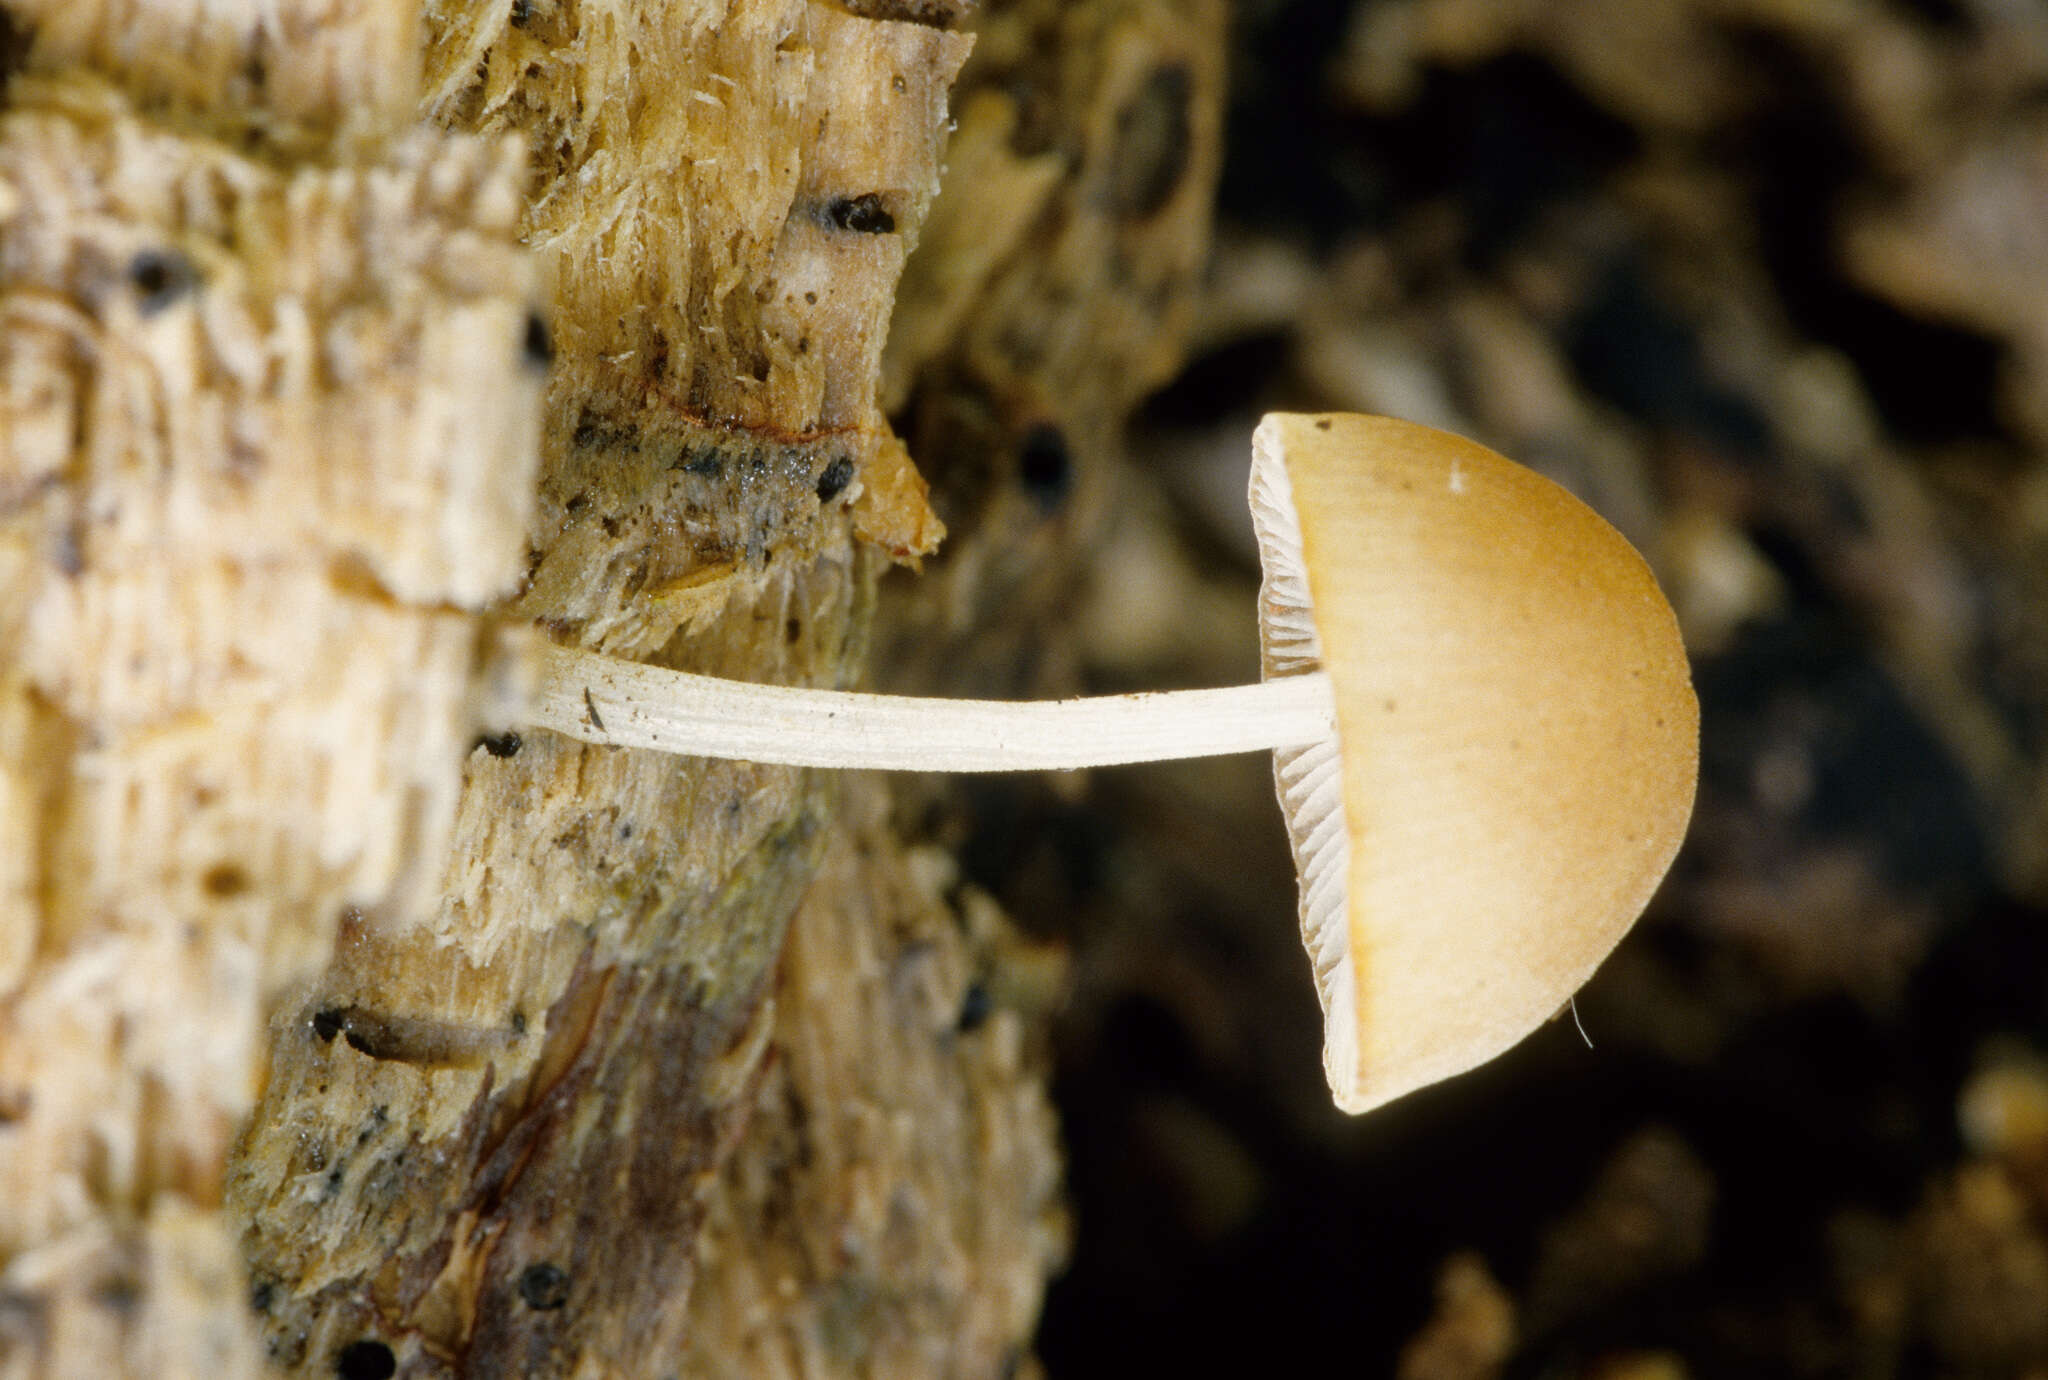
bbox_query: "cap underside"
[1249,430,1360,1098]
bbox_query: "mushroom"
[518,412,1698,1114]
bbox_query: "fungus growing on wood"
[518,413,1699,1113]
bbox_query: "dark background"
[950,1,2048,1375]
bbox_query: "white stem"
[525,643,1335,772]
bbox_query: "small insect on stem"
[583,686,606,735]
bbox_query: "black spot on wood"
[675,445,724,477]
[518,1262,571,1310]
[310,1008,347,1042]
[815,455,855,501]
[571,411,634,452]
[509,0,532,25]
[335,1339,396,1380]
[1017,424,1073,512]
[826,193,896,235]
[957,981,993,1033]
[329,1014,400,1061]
[0,12,32,94]
[522,310,553,369]
[128,249,197,315]
[475,730,523,758]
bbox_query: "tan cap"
[1250,413,1698,1115]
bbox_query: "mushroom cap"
[1250,413,1698,1115]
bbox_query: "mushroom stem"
[526,643,1337,772]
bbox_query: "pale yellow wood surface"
[0,34,540,1373]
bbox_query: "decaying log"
[0,0,1222,1370]
[0,36,541,1373]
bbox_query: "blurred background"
[882,0,2048,1375]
